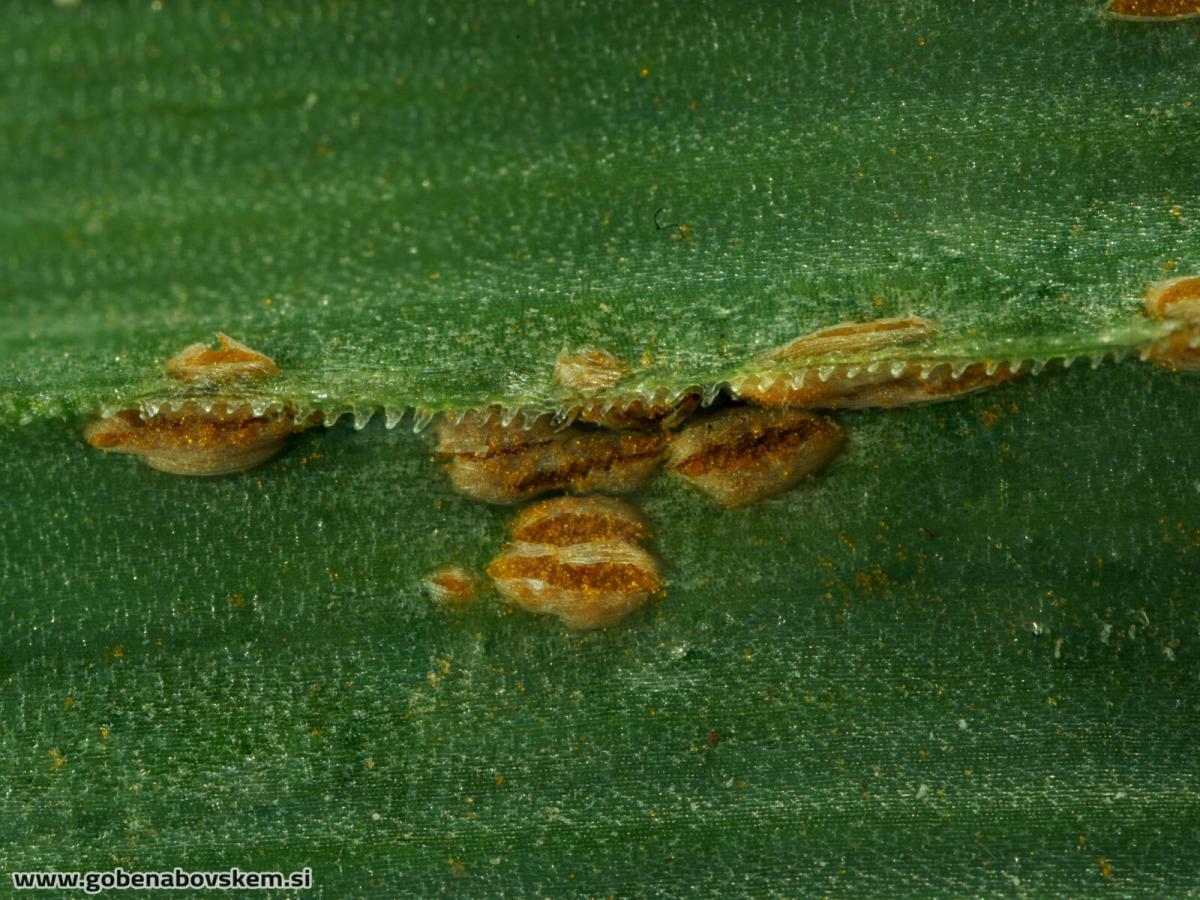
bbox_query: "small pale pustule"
[553,347,628,394]
[164,333,279,386]
[488,496,662,629]
[1144,276,1200,370]
[667,406,845,508]
[752,316,937,367]
[553,348,698,430]
[433,411,667,505]
[83,402,319,476]
[424,565,481,607]
[1106,0,1200,21]
[737,316,1015,409]
[737,360,1018,410]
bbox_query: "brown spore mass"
[84,402,318,476]
[487,496,662,629]
[1145,275,1200,318]
[755,316,936,365]
[553,347,628,393]
[435,413,666,504]
[737,361,1016,410]
[668,407,845,507]
[510,496,651,545]
[575,391,701,431]
[487,555,660,596]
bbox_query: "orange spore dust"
[753,316,936,366]
[553,347,628,394]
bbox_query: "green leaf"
[3,1,1199,895]
[3,0,1195,421]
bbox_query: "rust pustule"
[736,360,1017,410]
[735,316,1016,409]
[1144,275,1200,370]
[84,402,318,476]
[668,406,845,507]
[553,347,628,393]
[574,390,701,431]
[488,496,661,629]
[1145,275,1200,319]
[509,495,653,545]
[424,565,481,607]
[164,333,279,385]
[753,316,936,366]
[434,412,666,504]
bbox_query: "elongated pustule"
[1144,275,1200,370]
[735,360,1018,410]
[667,406,845,507]
[488,496,661,629]
[738,316,1016,409]
[84,402,319,476]
[509,494,653,544]
[752,316,937,366]
[164,333,279,385]
[434,412,666,505]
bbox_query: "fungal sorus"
[1143,275,1200,370]
[553,347,628,394]
[554,347,699,430]
[84,334,314,475]
[573,390,701,431]
[666,406,846,508]
[164,333,280,386]
[424,564,481,607]
[487,495,662,629]
[735,317,1018,410]
[752,316,938,364]
[433,410,667,504]
[83,402,320,476]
